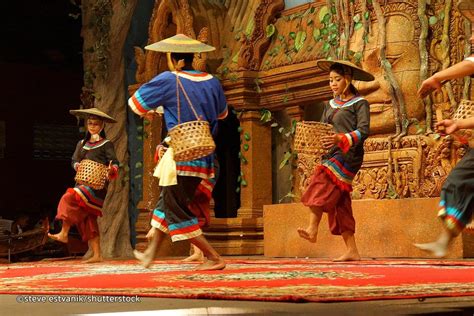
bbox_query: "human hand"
[144,111,158,122]
[418,77,443,98]
[436,119,458,135]
[321,134,341,150]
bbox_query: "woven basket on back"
[453,99,474,120]
[169,74,215,162]
[75,159,108,190]
[294,121,334,155]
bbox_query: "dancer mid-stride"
[48,108,119,263]
[414,0,474,257]
[297,60,374,261]
[129,34,227,271]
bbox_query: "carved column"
[286,106,304,200]
[239,111,273,217]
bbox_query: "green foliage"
[266,24,276,38]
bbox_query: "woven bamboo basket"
[75,159,108,190]
[453,99,474,120]
[294,121,334,155]
[168,120,216,161]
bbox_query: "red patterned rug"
[1,259,474,302]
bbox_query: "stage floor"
[1,294,474,315]
[1,256,474,315]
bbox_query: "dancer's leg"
[48,221,71,243]
[414,226,454,258]
[190,235,225,271]
[333,231,361,261]
[297,206,323,243]
[84,235,102,263]
[134,227,162,268]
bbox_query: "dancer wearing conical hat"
[129,34,227,271]
[48,108,119,263]
[297,60,374,261]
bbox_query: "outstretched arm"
[418,57,474,98]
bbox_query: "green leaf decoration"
[313,28,320,40]
[135,162,143,168]
[354,22,363,31]
[134,174,142,179]
[429,16,438,25]
[266,24,275,38]
[236,187,240,193]
[232,52,239,63]
[289,32,296,39]
[439,12,445,20]
[307,19,313,26]
[244,132,251,141]
[318,6,329,23]
[283,95,289,104]
[243,144,249,151]
[278,127,284,134]
[241,179,248,187]
[354,52,363,63]
[323,13,331,24]
[241,156,248,164]
[294,31,307,52]
[238,152,242,158]
[323,42,330,52]
[279,151,293,170]
[136,126,143,132]
[271,122,278,127]
[245,19,255,37]
[143,120,150,126]
[237,126,243,133]
[237,175,241,182]
[364,11,370,20]
[433,133,441,140]
[320,28,329,36]
[353,13,361,23]
[260,109,272,123]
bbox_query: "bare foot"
[297,227,317,243]
[414,242,447,258]
[182,251,204,262]
[333,252,361,262]
[133,249,154,268]
[194,258,226,271]
[83,256,102,264]
[48,233,68,244]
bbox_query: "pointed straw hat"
[316,59,375,81]
[70,107,117,123]
[145,34,216,53]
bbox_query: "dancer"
[48,108,119,263]
[297,60,374,261]
[136,143,218,267]
[129,34,227,271]
[414,9,474,256]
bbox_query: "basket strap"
[175,73,200,122]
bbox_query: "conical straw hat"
[70,107,117,123]
[316,59,375,81]
[145,34,215,53]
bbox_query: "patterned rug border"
[2,259,474,303]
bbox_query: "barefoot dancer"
[129,34,227,271]
[134,145,217,267]
[297,60,374,261]
[48,108,119,263]
[414,1,474,257]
